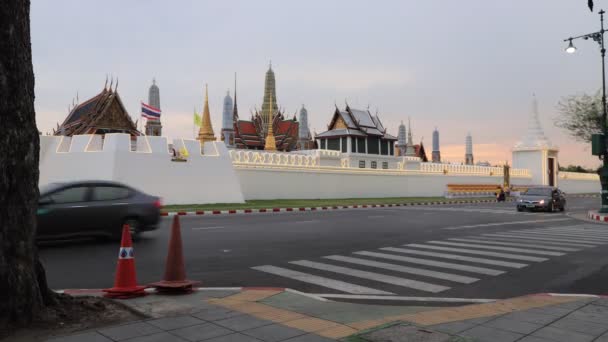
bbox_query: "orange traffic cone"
[103,224,146,299]
[149,215,199,293]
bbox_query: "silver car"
[516,186,566,212]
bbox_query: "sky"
[30,0,608,168]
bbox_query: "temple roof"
[318,106,396,140]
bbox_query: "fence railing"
[558,171,599,180]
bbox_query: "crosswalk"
[252,224,608,299]
[399,206,553,216]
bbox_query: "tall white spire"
[465,132,474,165]
[405,118,417,156]
[514,94,553,150]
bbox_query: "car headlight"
[539,200,545,205]
[517,199,523,203]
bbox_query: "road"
[40,197,608,304]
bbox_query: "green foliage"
[558,164,595,173]
[555,91,603,142]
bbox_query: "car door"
[88,185,132,236]
[38,185,92,237]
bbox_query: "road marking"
[251,265,392,295]
[406,244,548,262]
[312,294,496,303]
[291,220,320,224]
[539,228,608,236]
[468,236,596,248]
[290,260,450,293]
[427,241,565,256]
[524,229,608,239]
[354,251,504,276]
[447,238,581,252]
[380,247,528,268]
[442,218,572,230]
[192,226,225,230]
[502,231,608,242]
[323,255,479,284]
[481,234,599,247]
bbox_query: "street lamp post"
[565,9,608,213]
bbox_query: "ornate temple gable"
[334,116,348,129]
[91,96,136,131]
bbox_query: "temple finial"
[115,77,118,92]
[152,77,156,85]
[109,76,113,91]
[104,75,108,90]
[269,60,272,70]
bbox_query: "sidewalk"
[43,288,608,342]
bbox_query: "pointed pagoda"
[145,78,162,136]
[404,118,417,156]
[55,78,140,136]
[197,84,216,143]
[232,63,299,151]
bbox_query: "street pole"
[565,10,608,212]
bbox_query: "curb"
[587,210,608,223]
[161,198,513,217]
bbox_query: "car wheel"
[559,205,565,212]
[517,207,523,212]
[121,218,141,240]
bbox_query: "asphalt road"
[40,197,608,304]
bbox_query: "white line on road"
[427,241,565,256]
[523,229,608,239]
[192,226,225,230]
[482,234,600,247]
[442,218,572,230]
[501,231,608,242]
[323,255,479,284]
[251,265,393,295]
[290,260,450,293]
[354,251,504,276]
[473,236,597,248]
[380,247,528,268]
[447,238,581,252]
[538,228,608,236]
[312,294,497,303]
[406,244,548,262]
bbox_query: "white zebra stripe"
[463,236,594,248]
[290,260,450,293]
[354,251,504,276]
[482,234,600,246]
[380,247,528,268]
[406,244,548,262]
[323,255,479,284]
[447,238,580,252]
[251,265,392,295]
[502,231,608,242]
[426,241,565,256]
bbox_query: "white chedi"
[514,95,553,150]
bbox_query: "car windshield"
[525,188,552,196]
[39,183,63,195]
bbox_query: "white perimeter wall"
[39,134,244,205]
[558,172,600,194]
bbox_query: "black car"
[516,186,566,212]
[37,181,161,240]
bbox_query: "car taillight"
[153,198,162,208]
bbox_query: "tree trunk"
[0,0,56,331]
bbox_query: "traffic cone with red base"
[149,215,199,293]
[103,224,147,299]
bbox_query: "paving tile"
[362,324,450,342]
[531,326,596,342]
[170,323,233,342]
[596,331,608,342]
[282,333,336,342]
[593,298,608,307]
[316,325,357,339]
[215,315,273,332]
[553,299,594,310]
[567,310,608,325]
[525,306,574,317]
[204,333,263,342]
[429,321,477,334]
[549,316,608,336]
[517,336,554,342]
[502,311,558,325]
[122,332,188,342]
[98,322,162,341]
[461,325,523,342]
[482,316,542,335]
[45,332,114,342]
[147,315,204,330]
[579,303,608,316]
[242,323,307,342]
[193,307,244,321]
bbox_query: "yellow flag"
[180,147,189,157]
[194,110,201,127]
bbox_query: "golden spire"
[264,87,277,151]
[197,83,216,143]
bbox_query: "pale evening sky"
[31,0,607,168]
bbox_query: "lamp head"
[566,39,577,54]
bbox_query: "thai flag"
[141,102,161,120]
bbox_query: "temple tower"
[298,105,313,149]
[261,62,278,130]
[432,127,441,162]
[395,121,407,156]
[221,89,234,146]
[197,84,216,143]
[512,95,559,186]
[405,118,417,157]
[264,86,277,151]
[145,78,162,136]
[465,133,474,165]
